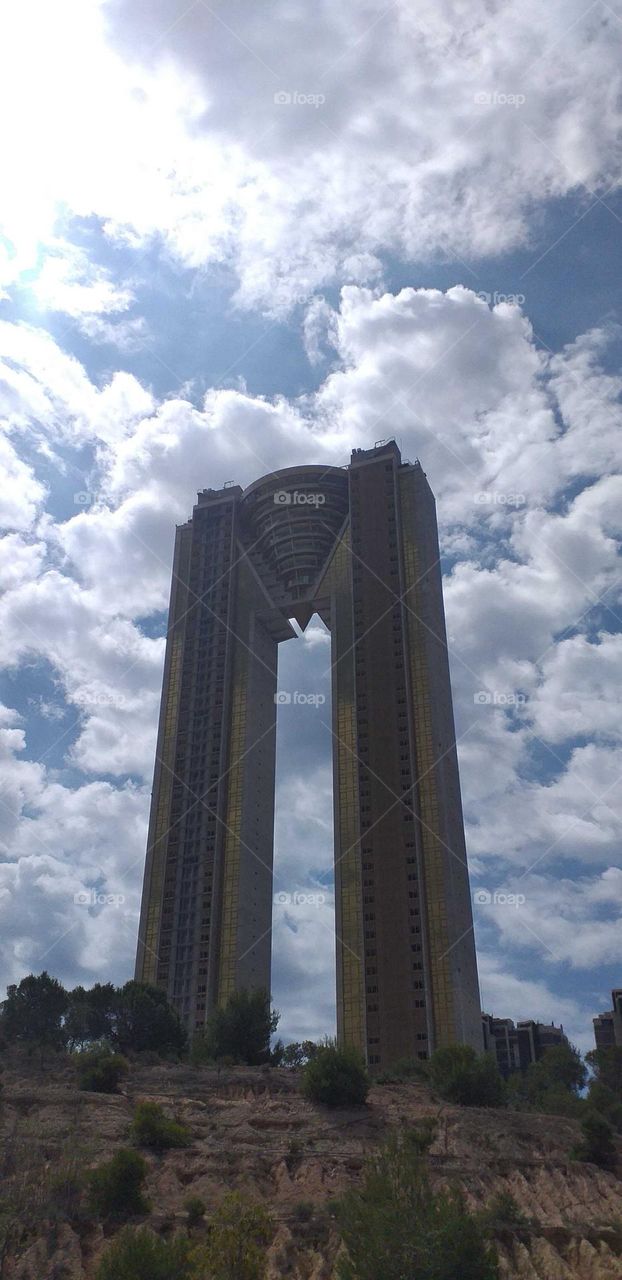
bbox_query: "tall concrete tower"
[136,441,482,1068]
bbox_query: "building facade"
[594,990,622,1051]
[136,441,482,1069]
[482,1013,568,1076]
[482,1014,521,1077]
[516,1019,567,1071]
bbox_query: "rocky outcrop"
[1,1061,621,1278]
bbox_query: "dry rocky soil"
[1,1059,622,1278]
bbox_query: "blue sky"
[0,0,621,1051]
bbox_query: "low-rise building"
[482,1013,520,1077]
[516,1020,567,1071]
[593,990,622,1051]
[482,1013,567,1076]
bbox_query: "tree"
[88,1149,150,1220]
[1,972,68,1063]
[114,981,187,1056]
[278,1040,319,1068]
[508,1042,587,1116]
[65,983,116,1049]
[586,1080,622,1132]
[200,988,279,1065]
[282,1041,305,1068]
[528,1042,586,1094]
[584,1048,622,1134]
[189,1192,273,1280]
[302,1041,369,1107]
[572,1110,617,1170]
[586,1046,622,1098]
[335,1128,499,1280]
[96,1228,192,1280]
[427,1045,507,1107]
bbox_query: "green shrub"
[572,1110,617,1169]
[335,1128,498,1280]
[76,1048,129,1093]
[88,1148,150,1220]
[95,1227,192,1279]
[131,1101,191,1151]
[189,1192,273,1280]
[184,1195,206,1227]
[302,1041,369,1107]
[480,1191,530,1231]
[428,1045,507,1107]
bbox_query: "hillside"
[2,1059,622,1279]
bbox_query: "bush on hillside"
[480,1191,531,1231]
[189,1192,273,1280]
[572,1110,617,1170]
[76,1047,129,1093]
[302,1041,369,1107]
[88,1149,150,1220]
[131,1101,191,1151]
[95,1227,192,1280]
[184,1195,206,1227]
[427,1044,507,1107]
[335,1127,499,1280]
[587,1081,622,1132]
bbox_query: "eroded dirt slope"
[2,1061,622,1278]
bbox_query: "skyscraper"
[136,440,482,1068]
